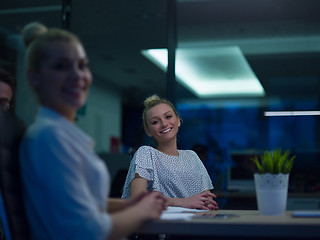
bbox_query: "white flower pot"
[254,173,289,216]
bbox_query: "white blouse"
[20,106,112,240]
[122,146,213,199]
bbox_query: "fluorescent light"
[264,111,320,116]
[141,46,265,98]
[0,6,61,15]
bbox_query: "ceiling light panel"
[142,46,265,98]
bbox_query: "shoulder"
[133,146,157,165]
[136,145,156,155]
[179,150,203,163]
[180,149,198,157]
[22,120,83,166]
[25,120,68,146]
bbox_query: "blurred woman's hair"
[21,22,80,71]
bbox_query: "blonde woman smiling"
[122,95,218,210]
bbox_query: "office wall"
[76,81,122,153]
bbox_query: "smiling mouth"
[64,86,85,96]
[160,128,172,134]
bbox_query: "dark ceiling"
[1,0,320,104]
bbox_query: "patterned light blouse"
[122,146,213,199]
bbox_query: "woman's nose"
[70,66,81,79]
[161,119,168,127]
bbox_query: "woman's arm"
[108,190,162,213]
[130,174,218,210]
[129,174,148,198]
[107,198,127,213]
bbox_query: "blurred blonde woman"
[122,95,218,210]
[19,22,166,240]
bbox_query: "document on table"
[160,207,207,220]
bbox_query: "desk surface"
[139,210,320,238]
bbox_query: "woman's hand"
[168,191,218,210]
[109,191,167,239]
[134,191,168,220]
[203,192,219,210]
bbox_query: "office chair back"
[109,147,137,198]
[0,111,30,240]
[128,147,138,161]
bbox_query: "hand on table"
[181,191,219,210]
[127,191,167,220]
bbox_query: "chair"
[109,147,137,198]
[128,147,137,160]
[0,111,30,240]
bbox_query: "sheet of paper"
[160,207,208,220]
[160,212,195,220]
[163,206,208,213]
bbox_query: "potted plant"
[251,149,295,216]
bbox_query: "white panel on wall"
[76,82,122,153]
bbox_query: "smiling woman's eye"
[53,61,69,71]
[79,60,89,70]
[152,120,158,125]
[166,115,172,119]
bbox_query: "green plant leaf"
[251,156,262,173]
[251,149,295,174]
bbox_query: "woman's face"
[29,40,92,120]
[145,103,180,144]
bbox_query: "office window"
[174,0,320,193]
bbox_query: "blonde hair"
[21,22,81,71]
[142,94,179,130]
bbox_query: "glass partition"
[174,0,320,194]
